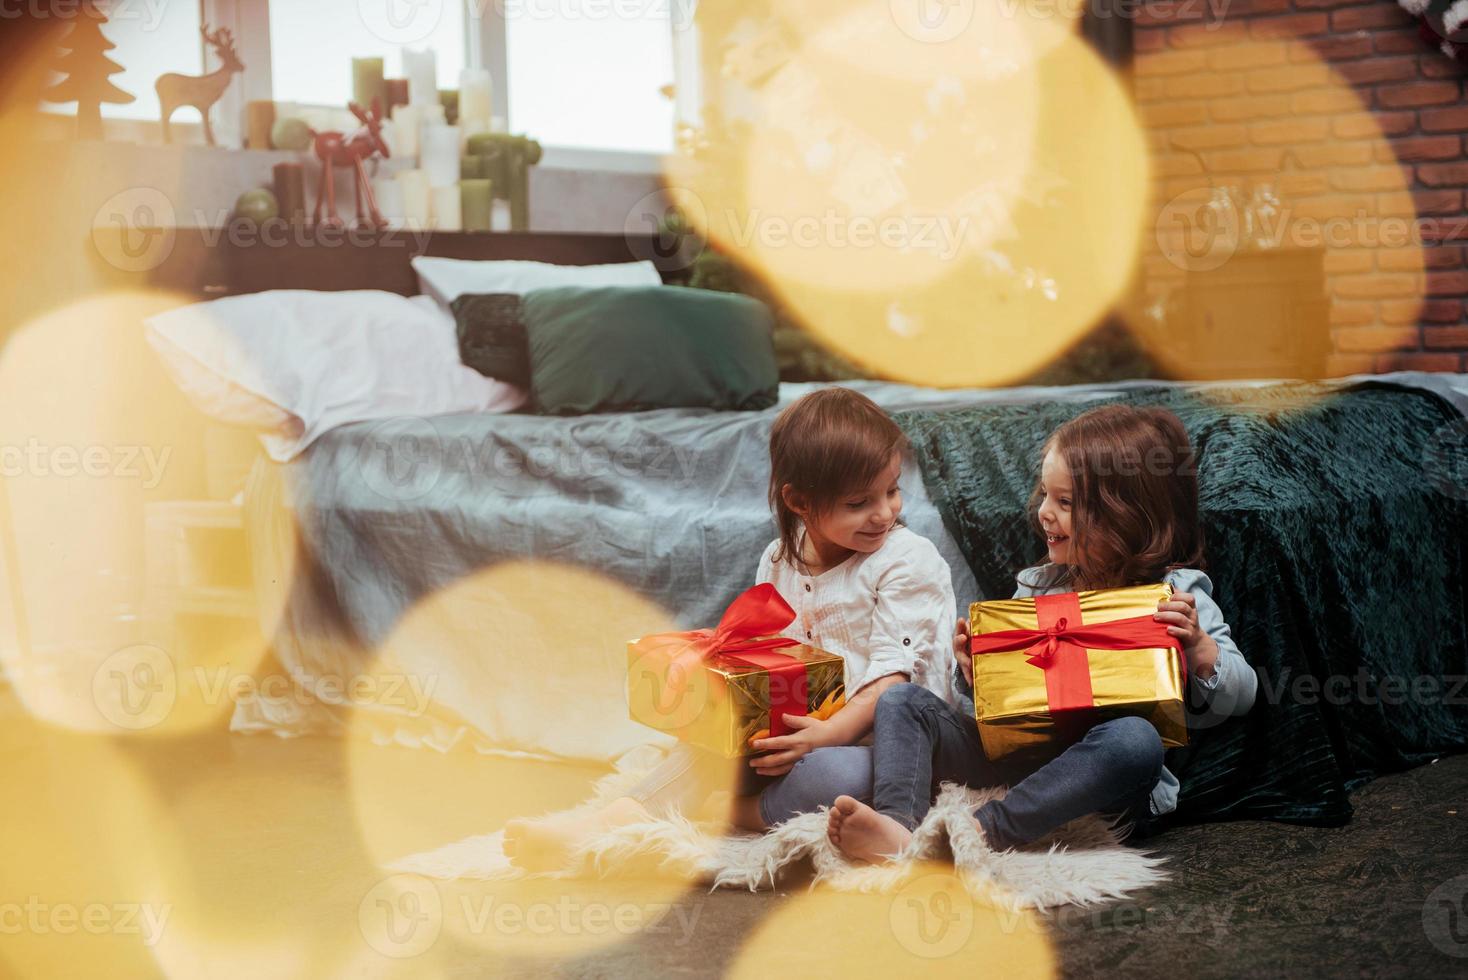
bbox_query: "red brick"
[1134,27,1168,53]
[1155,154,1207,177]
[1426,270,1468,295]
[1376,81,1461,109]
[1420,214,1468,244]
[1309,34,1376,61]
[1169,24,1249,48]
[1333,111,1416,139]
[1248,62,1336,92]
[1252,118,1331,144]
[1334,324,1419,350]
[1294,0,1372,7]
[1377,351,1462,371]
[1383,299,1466,323]
[1204,147,1290,172]
[1331,5,1412,30]
[1329,298,1379,324]
[1209,42,1289,71]
[1293,88,1364,113]
[1334,56,1420,86]
[1333,166,1411,192]
[1136,72,1245,101]
[1293,142,1375,166]
[1139,102,1212,127]
[1227,0,1293,13]
[1334,273,1422,299]
[1411,189,1464,215]
[1167,123,1250,149]
[1289,194,1375,222]
[1278,173,1333,196]
[1325,352,1379,375]
[1385,135,1463,161]
[1373,29,1427,55]
[1424,327,1468,349]
[1324,250,1375,274]
[1139,0,1209,26]
[1421,54,1467,79]
[1135,49,1212,76]
[1417,162,1468,187]
[1249,14,1329,39]
[1212,95,1294,120]
[1420,106,1468,132]
[1379,246,1464,272]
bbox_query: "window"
[79,2,203,121]
[505,3,675,153]
[268,0,467,107]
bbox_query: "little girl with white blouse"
[505,387,957,868]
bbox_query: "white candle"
[421,103,446,126]
[421,123,461,188]
[397,169,430,230]
[491,199,512,232]
[390,104,420,157]
[430,184,462,231]
[459,68,493,125]
[372,175,405,227]
[402,48,438,107]
[491,114,507,134]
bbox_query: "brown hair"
[768,388,908,568]
[1028,404,1205,589]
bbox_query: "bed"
[131,228,1468,827]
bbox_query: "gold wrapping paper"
[970,583,1188,761]
[627,638,844,758]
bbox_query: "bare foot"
[826,796,913,864]
[504,796,651,871]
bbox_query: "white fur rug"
[389,749,1170,911]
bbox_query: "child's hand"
[1155,592,1219,679]
[954,618,973,687]
[748,714,832,777]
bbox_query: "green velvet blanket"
[896,381,1468,827]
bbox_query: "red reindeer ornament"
[309,99,392,230]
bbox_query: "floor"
[3,684,1465,979]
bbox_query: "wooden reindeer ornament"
[157,24,243,145]
[310,99,392,230]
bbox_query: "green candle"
[461,178,493,232]
[465,132,497,156]
[352,57,386,111]
[461,155,487,180]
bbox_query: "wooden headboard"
[90,226,693,301]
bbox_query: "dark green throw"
[896,381,1468,827]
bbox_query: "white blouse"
[755,524,957,706]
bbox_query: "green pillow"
[451,293,529,388]
[521,285,779,415]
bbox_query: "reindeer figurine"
[156,24,243,146]
[309,99,392,230]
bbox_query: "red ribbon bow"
[969,592,1184,712]
[649,584,810,738]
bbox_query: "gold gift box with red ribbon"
[969,583,1189,761]
[628,584,845,758]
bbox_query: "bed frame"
[92,226,693,301]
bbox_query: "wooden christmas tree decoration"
[157,24,244,145]
[43,0,134,140]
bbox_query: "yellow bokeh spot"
[0,290,281,736]
[728,862,1056,978]
[344,560,723,959]
[676,15,1148,387]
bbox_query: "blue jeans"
[872,683,1164,850]
[628,743,874,826]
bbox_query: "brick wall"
[1133,0,1468,375]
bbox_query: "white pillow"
[145,290,526,462]
[410,256,662,307]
